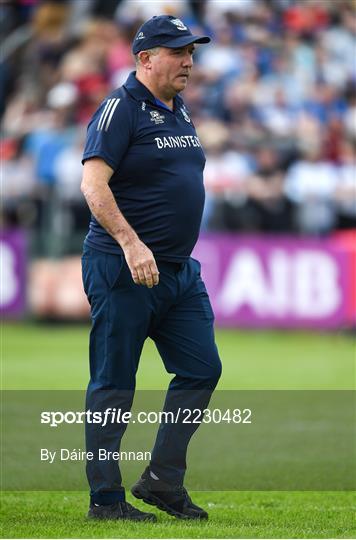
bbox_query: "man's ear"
[138,51,152,69]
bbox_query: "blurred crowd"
[1,0,356,256]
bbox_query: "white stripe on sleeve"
[104,98,121,131]
[97,99,113,131]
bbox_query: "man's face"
[149,45,195,96]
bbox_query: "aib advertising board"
[1,229,355,329]
[193,233,356,330]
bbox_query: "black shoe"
[88,500,157,521]
[131,467,208,520]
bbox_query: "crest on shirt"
[170,18,187,31]
[150,110,165,124]
[180,106,191,123]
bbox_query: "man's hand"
[123,240,159,288]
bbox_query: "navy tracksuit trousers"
[81,245,222,505]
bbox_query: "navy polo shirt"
[82,71,206,261]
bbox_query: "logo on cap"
[136,31,145,40]
[170,18,188,31]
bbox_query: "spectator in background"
[255,53,305,107]
[284,140,338,235]
[320,6,356,87]
[198,120,253,230]
[1,135,43,235]
[19,2,71,99]
[222,74,261,140]
[24,81,78,187]
[284,32,317,93]
[59,18,118,88]
[196,22,240,82]
[1,1,72,132]
[334,138,356,229]
[205,0,258,23]
[115,0,189,21]
[303,82,346,127]
[242,147,294,232]
[256,87,299,138]
[1,137,36,211]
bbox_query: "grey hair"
[135,47,160,65]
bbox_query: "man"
[81,15,222,522]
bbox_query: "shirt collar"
[123,71,183,109]
[154,97,172,112]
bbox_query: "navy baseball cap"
[132,15,211,55]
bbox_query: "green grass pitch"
[1,323,355,538]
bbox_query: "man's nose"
[182,53,193,68]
